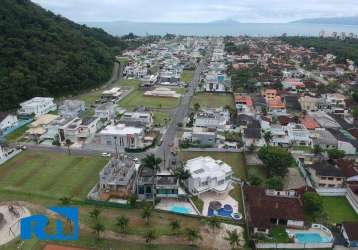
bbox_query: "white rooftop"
[185,156,232,180]
[99,123,143,135]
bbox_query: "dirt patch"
[283,168,306,190]
[44,244,88,250]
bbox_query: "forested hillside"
[0,0,130,111]
[281,36,358,64]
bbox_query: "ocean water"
[86,21,358,37]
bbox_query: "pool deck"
[199,185,239,216]
[155,198,199,215]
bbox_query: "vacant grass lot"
[191,92,234,109]
[180,151,246,180]
[321,196,358,224]
[153,111,170,126]
[78,79,141,105]
[181,70,195,83]
[0,150,108,200]
[119,90,180,109]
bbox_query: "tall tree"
[169,220,181,235]
[92,222,105,240]
[258,146,294,177]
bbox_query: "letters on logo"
[20,207,78,240]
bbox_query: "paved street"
[156,59,207,170]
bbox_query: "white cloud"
[32,0,358,23]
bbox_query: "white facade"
[95,103,116,120]
[0,114,18,131]
[286,123,312,146]
[121,112,153,127]
[184,156,233,195]
[18,97,57,117]
[98,124,144,149]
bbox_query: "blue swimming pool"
[208,204,233,218]
[295,233,331,243]
[170,205,191,214]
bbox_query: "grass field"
[78,79,141,105]
[181,70,195,83]
[321,196,358,224]
[0,151,108,200]
[153,111,170,126]
[180,151,246,180]
[119,90,180,109]
[191,93,234,109]
[0,150,204,249]
[5,125,29,143]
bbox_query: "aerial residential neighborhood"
[1,1,358,250]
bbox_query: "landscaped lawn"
[321,196,358,224]
[0,150,108,200]
[119,90,180,109]
[191,92,234,109]
[180,151,247,180]
[153,111,170,126]
[181,70,195,83]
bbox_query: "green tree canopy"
[258,146,294,177]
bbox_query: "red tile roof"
[302,116,320,130]
[235,95,253,106]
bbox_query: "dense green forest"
[281,36,358,64]
[0,0,135,111]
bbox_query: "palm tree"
[185,228,202,245]
[141,154,162,205]
[116,215,129,233]
[169,220,181,234]
[89,207,101,221]
[264,131,273,145]
[141,206,152,225]
[144,229,157,244]
[206,216,221,232]
[224,229,241,249]
[174,166,191,183]
[193,102,200,112]
[65,139,72,155]
[92,222,105,240]
[59,196,72,205]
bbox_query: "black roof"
[327,128,358,148]
[284,96,301,111]
[331,114,357,130]
[244,128,261,139]
[253,96,267,108]
[309,161,345,177]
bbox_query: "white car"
[101,152,111,157]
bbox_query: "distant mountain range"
[292,16,358,25]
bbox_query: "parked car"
[101,152,111,157]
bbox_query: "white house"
[286,123,312,146]
[59,100,85,118]
[184,156,233,195]
[0,113,18,133]
[18,97,57,118]
[95,103,116,120]
[120,111,153,128]
[194,108,230,130]
[97,124,145,150]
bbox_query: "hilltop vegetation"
[0,0,134,111]
[281,36,358,64]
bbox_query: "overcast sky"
[32,0,358,23]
